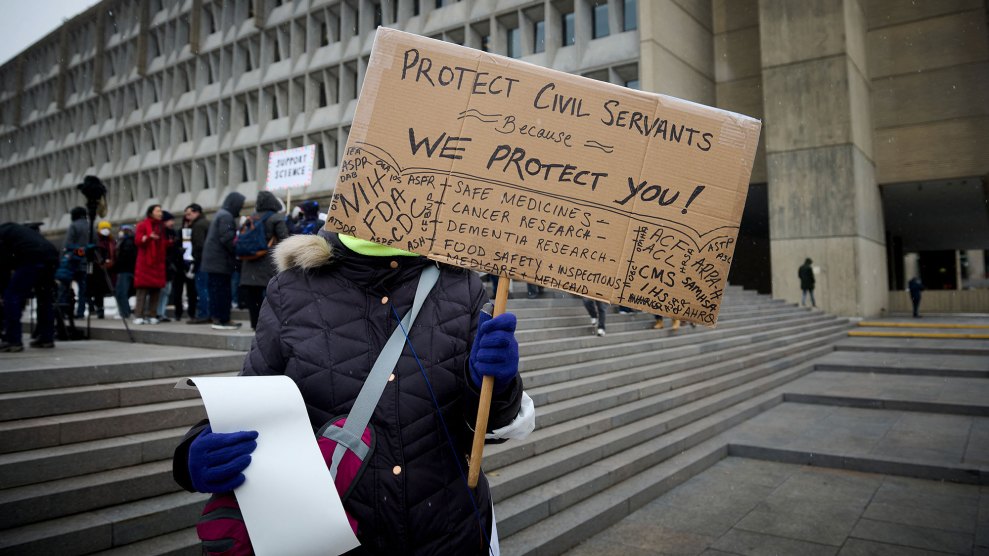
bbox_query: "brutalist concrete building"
[0,0,986,316]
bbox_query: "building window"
[506,27,521,58]
[623,0,637,31]
[562,11,575,46]
[373,2,383,28]
[592,1,609,39]
[534,20,545,53]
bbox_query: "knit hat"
[97,221,112,231]
[162,211,175,222]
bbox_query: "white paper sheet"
[178,376,361,556]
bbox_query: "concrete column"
[638,0,714,103]
[760,0,887,317]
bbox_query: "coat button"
[381,296,389,305]
[392,465,402,475]
[388,373,396,382]
[389,260,398,269]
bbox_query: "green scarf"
[338,234,417,258]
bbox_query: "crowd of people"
[0,192,325,350]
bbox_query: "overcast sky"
[0,0,98,66]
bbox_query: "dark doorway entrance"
[728,183,771,294]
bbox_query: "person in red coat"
[133,204,171,324]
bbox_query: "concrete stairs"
[0,284,852,555]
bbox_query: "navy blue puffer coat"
[174,232,523,555]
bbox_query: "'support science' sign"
[267,145,317,191]
[327,28,761,326]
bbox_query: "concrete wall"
[864,0,989,184]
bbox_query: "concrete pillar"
[760,0,887,317]
[639,0,714,103]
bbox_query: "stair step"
[0,373,233,422]
[0,400,206,455]
[0,491,207,556]
[90,527,200,556]
[0,343,245,394]
[0,461,178,530]
[0,428,187,489]
[522,318,848,389]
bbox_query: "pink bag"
[195,419,374,554]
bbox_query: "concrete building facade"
[0,0,986,316]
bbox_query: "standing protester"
[172,232,533,553]
[0,223,58,351]
[798,258,816,308]
[239,191,290,330]
[173,211,198,322]
[184,204,211,324]
[63,206,90,319]
[201,192,245,330]
[86,221,117,319]
[289,200,324,235]
[114,225,137,319]
[908,276,924,318]
[133,205,171,325]
[156,212,182,322]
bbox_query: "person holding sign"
[172,231,534,555]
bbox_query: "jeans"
[208,273,232,324]
[195,271,210,319]
[157,282,173,318]
[73,271,87,317]
[115,272,134,318]
[231,270,241,307]
[4,263,55,345]
[801,288,816,307]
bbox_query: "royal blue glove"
[469,311,519,394]
[188,426,259,493]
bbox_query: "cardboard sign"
[267,145,316,191]
[327,28,761,325]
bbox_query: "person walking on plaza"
[584,298,608,336]
[239,191,290,330]
[0,223,58,351]
[184,203,211,324]
[86,220,116,319]
[908,276,924,318]
[798,258,816,308]
[201,192,245,330]
[63,206,90,319]
[172,231,533,554]
[133,204,171,325]
[113,225,137,319]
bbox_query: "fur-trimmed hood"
[274,234,333,272]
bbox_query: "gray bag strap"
[327,264,440,477]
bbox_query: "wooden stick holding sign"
[467,276,511,488]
